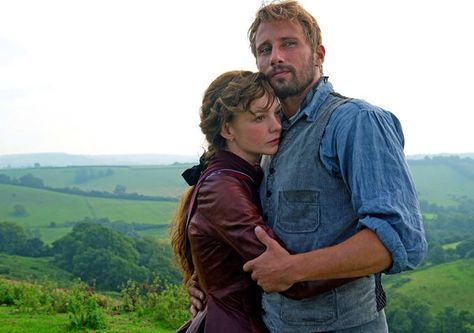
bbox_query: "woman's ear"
[220,122,235,141]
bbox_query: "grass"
[442,241,462,250]
[0,165,192,197]
[0,184,177,243]
[1,161,472,244]
[408,162,474,206]
[0,307,69,333]
[136,227,171,241]
[79,166,191,197]
[0,307,175,333]
[0,254,74,286]
[385,258,474,314]
[3,161,473,208]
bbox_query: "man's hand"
[188,277,206,317]
[243,226,295,292]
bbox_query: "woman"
[171,71,351,332]
[171,70,279,332]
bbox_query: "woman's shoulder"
[200,170,253,196]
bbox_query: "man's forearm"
[288,229,392,283]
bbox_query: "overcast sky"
[1,0,473,158]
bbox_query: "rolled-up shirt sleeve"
[320,101,428,274]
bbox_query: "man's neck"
[280,76,321,119]
[281,95,306,119]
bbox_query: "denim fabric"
[330,310,388,333]
[259,78,427,331]
[262,277,380,332]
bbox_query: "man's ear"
[315,44,325,67]
[220,122,234,141]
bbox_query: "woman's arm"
[203,175,357,299]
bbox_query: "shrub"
[118,278,188,328]
[12,282,43,313]
[0,265,10,274]
[67,280,107,330]
[154,283,190,329]
[0,278,15,305]
[120,279,143,313]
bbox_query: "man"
[191,1,427,331]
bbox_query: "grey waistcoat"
[260,91,382,332]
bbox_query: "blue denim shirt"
[261,77,427,274]
[259,77,427,331]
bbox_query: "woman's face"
[223,94,281,164]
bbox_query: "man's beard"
[270,57,316,99]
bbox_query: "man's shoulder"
[331,96,394,123]
[326,96,404,146]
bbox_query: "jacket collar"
[207,150,263,185]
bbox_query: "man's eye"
[255,115,265,122]
[258,46,271,55]
[283,40,296,48]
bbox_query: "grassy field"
[2,160,473,207]
[0,254,73,286]
[1,159,473,330]
[0,183,177,243]
[0,306,175,333]
[385,258,474,314]
[1,159,473,243]
[0,164,192,197]
[408,162,474,206]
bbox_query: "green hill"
[2,157,473,208]
[0,183,176,243]
[0,164,192,197]
[408,161,474,206]
[1,156,472,243]
[0,253,74,286]
[385,258,474,314]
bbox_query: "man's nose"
[270,48,284,66]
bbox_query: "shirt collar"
[283,76,333,125]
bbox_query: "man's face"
[255,20,323,99]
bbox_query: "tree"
[12,204,27,217]
[133,237,180,284]
[0,221,27,254]
[386,295,434,332]
[52,223,144,290]
[457,238,474,258]
[113,184,127,195]
[18,238,51,257]
[435,306,473,333]
[74,168,94,184]
[19,173,44,188]
[429,244,446,264]
[72,248,147,290]
[0,174,12,184]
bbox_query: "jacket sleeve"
[198,174,273,260]
[199,174,356,299]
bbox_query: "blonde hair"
[248,1,323,72]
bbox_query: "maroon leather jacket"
[187,151,353,332]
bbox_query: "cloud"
[0,38,26,65]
